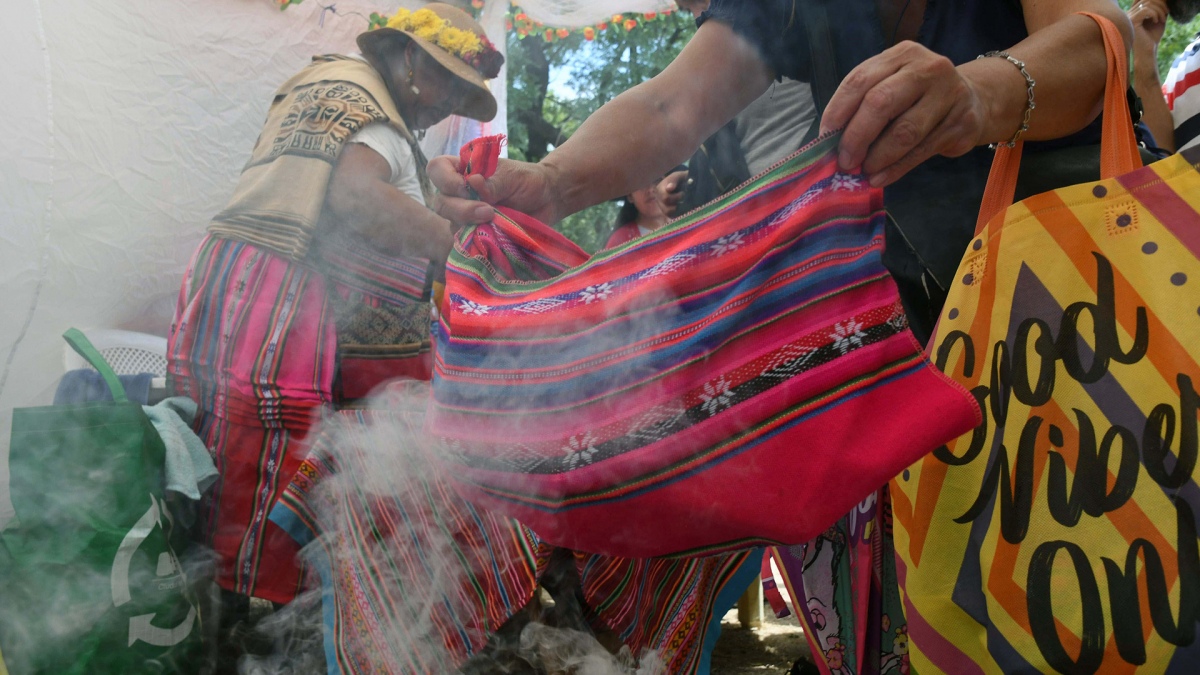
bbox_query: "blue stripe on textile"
[439,215,883,361]
[434,244,887,408]
[269,500,316,548]
[192,238,245,388]
[696,549,764,675]
[463,502,514,611]
[390,491,476,652]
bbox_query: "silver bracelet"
[977,50,1036,148]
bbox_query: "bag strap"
[975,12,1142,234]
[62,328,128,403]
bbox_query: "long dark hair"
[615,197,639,227]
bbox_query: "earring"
[408,69,420,96]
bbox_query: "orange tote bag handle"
[975,12,1142,235]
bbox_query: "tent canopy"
[0,0,674,526]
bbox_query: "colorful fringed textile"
[430,133,980,558]
[270,391,754,674]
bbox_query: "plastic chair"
[62,329,168,387]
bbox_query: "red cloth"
[431,134,981,558]
[604,222,642,249]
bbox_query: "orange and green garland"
[507,5,676,42]
[274,0,671,45]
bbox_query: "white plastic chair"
[62,329,169,388]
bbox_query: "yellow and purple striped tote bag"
[893,13,1200,674]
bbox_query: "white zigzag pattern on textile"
[760,343,820,379]
[640,253,697,279]
[459,299,491,316]
[626,404,687,445]
[514,297,567,314]
[766,184,824,229]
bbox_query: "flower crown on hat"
[371,8,503,80]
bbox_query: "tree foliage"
[506,12,696,252]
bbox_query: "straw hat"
[357,3,503,122]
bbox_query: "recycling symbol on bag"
[110,494,197,647]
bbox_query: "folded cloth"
[53,370,154,405]
[142,397,218,501]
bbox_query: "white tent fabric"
[0,0,676,527]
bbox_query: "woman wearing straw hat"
[165,3,501,665]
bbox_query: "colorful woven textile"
[270,390,754,673]
[770,487,909,675]
[430,133,980,558]
[892,14,1200,673]
[168,232,433,602]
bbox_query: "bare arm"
[431,20,772,226]
[1129,0,1175,152]
[541,21,772,221]
[325,143,455,262]
[822,0,1133,186]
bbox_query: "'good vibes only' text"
[934,253,1197,674]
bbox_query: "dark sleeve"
[696,0,809,82]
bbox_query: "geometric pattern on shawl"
[270,397,753,674]
[430,134,981,559]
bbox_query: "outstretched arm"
[431,20,773,227]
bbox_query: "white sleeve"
[345,123,426,205]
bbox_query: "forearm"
[1133,43,1175,151]
[328,181,454,262]
[540,88,706,219]
[538,21,772,219]
[963,10,1132,146]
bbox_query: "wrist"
[962,56,1029,148]
[537,159,571,225]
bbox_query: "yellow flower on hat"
[376,5,493,63]
[408,8,443,31]
[385,8,411,30]
[437,30,482,56]
[414,24,441,41]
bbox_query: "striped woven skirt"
[270,388,759,674]
[168,233,435,602]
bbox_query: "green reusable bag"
[0,329,201,674]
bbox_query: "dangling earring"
[408,69,420,96]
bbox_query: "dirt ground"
[708,605,815,675]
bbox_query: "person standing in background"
[663,0,818,217]
[1128,0,1200,152]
